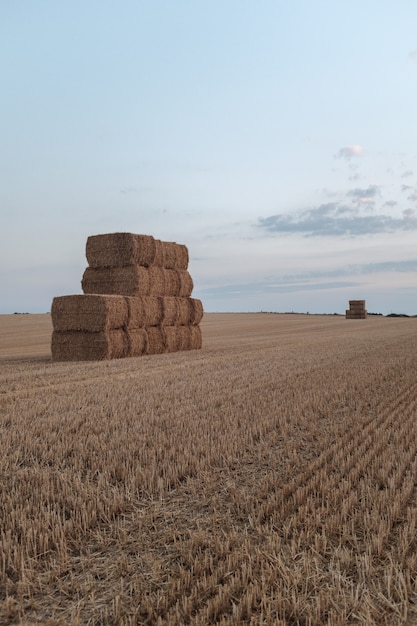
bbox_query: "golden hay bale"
[160,241,189,270]
[125,296,163,328]
[51,330,128,361]
[189,298,203,325]
[176,297,191,325]
[162,269,181,296]
[125,296,146,328]
[146,326,166,354]
[51,295,128,332]
[148,266,166,296]
[178,270,194,297]
[86,233,157,268]
[161,297,179,325]
[127,328,148,357]
[82,266,151,296]
[345,311,367,319]
[174,298,203,325]
[153,238,164,266]
[164,326,182,352]
[349,300,366,307]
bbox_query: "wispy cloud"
[257,204,417,237]
[335,145,363,160]
[347,184,380,206]
[409,50,417,64]
[401,170,414,178]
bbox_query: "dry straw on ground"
[2,313,417,624]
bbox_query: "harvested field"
[1,313,417,624]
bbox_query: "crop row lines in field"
[146,381,417,625]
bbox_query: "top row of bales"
[85,232,189,269]
[82,233,193,297]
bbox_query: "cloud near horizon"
[257,203,417,237]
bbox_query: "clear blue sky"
[1,1,416,314]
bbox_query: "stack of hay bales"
[346,300,367,319]
[51,233,203,361]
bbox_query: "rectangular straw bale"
[349,300,366,307]
[161,297,180,325]
[51,295,128,332]
[175,298,204,325]
[148,266,166,296]
[127,328,148,357]
[51,329,128,361]
[178,270,194,297]
[146,326,166,354]
[86,233,157,268]
[160,241,189,270]
[82,266,151,296]
[164,326,182,352]
[126,295,163,327]
[346,311,367,319]
[189,298,203,325]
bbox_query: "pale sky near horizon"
[1,1,417,315]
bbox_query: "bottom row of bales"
[51,325,202,361]
[51,294,203,361]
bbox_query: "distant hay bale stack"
[51,295,129,332]
[127,328,148,357]
[86,233,157,268]
[346,300,367,319]
[82,266,152,296]
[51,329,129,361]
[146,326,166,354]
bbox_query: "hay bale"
[127,328,148,357]
[346,310,367,319]
[86,233,157,268]
[164,326,182,352]
[178,270,194,297]
[124,296,163,328]
[161,297,179,325]
[51,295,128,332]
[349,300,366,308]
[189,298,203,325]
[51,329,128,361]
[82,266,151,296]
[160,241,189,270]
[148,266,166,296]
[174,298,203,325]
[146,326,166,354]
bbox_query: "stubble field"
[1,312,417,625]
